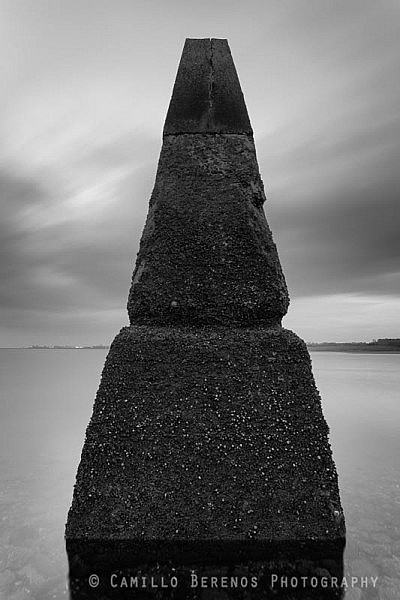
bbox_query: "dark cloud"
[259,124,400,300]
[1,0,399,344]
[0,171,53,307]
[0,149,155,339]
[269,188,400,299]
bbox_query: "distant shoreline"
[0,346,111,350]
[307,344,400,353]
[307,339,400,353]
[2,339,399,353]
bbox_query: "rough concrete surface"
[127,133,289,326]
[66,326,343,541]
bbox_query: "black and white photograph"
[0,2,399,599]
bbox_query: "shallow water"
[0,349,399,599]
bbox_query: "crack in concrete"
[208,38,214,129]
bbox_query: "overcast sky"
[1,0,399,345]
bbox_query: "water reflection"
[1,351,399,599]
[66,538,345,599]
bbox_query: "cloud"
[256,72,400,302]
[1,0,399,344]
[284,294,400,343]
[245,1,400,313]
[0,130,158,332]
[265,173,400,299]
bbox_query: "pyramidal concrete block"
[163,38,253,135]
[66,38,345,599]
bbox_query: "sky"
[0,0,399,345]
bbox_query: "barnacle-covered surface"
[66,326,343,541]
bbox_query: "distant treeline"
[307,338,400,353]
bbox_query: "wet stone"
[378,557,400,578]
[0,568,15,592]
[17,564,46,591]
[379,577,400,600]
[343,590,362,600]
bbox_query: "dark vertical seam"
[208,39,214,129]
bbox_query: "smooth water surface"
[0,349,399,599]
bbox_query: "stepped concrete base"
[66,325,344,542]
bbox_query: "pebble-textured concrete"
[66,37,345,598]
[66,326,343,541]
[127,133,289,326]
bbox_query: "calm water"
[0,349,399,600]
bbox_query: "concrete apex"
[163,38,253,135]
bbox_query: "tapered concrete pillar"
[66,38,345,599]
